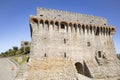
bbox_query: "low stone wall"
[27,57,77,80]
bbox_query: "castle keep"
[27,8,120,80]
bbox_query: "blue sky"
[0,0,120,53]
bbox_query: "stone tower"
[27,8,120,80]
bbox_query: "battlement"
[37,7,108,26]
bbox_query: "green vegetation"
[0,46,30,57]
[11,56,29,65]
[24,42,29,45]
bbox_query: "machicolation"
[23,8,120,80]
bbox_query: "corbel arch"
[55,21,59,26]
[60,22,68,28]
[106,27,108,35]
[50,20,54,29]
[100,27,102,35]
[30,18,39,35]
[50,20,54,25]
[44,20,49,31]
[74,23,77,32]
[31,18,38,24]
[82,24,85,34]
[60,22,68,32]
[40,19,44,23]
[39,19,44,31]
[45,20,49,24]
[55,21,59,31]
[93,26,96,35]
[111,27,116,32]
[95,27,100,36]
[108,28,111,35]
[69,23,73,32]
[78,24,81,32]
[103,27,105,35]
[86,25,89,34]
[90,25,93,34]
[110,27,116,35]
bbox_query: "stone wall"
[30,17,116,60]
[27,8,120,80]
[27,57,76,80]
[37,8,107,26]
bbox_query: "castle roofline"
[36,7,108,26]
[37,7,107,20]
[30,15,115,30]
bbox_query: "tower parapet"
[37,8,107,26]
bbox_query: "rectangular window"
[64,52,66,58]
[44,53,47,57]
[87,42,91,47]
[98,51,101,58]
[64,39,66,44]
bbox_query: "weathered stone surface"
[24,8,120,80]
[27,57,76,80]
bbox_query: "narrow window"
[64,52,66,58]
[64,39,66,44]
[44,53,47,57]
[98,51,101,58]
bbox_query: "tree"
[13,46,18,51]
[20,47,25,54]
[0,45,30,57]
[24,47,30,54]
[24,42,28,45]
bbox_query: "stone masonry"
[26,8,120,80]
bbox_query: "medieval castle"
[25,8,120,80]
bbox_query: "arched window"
[61,24,65,29]
[75,62,83,74]
[95,27,99,35]
[60,22,68,32]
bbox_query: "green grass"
[19,56,28,65]
[12,56,28,65]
